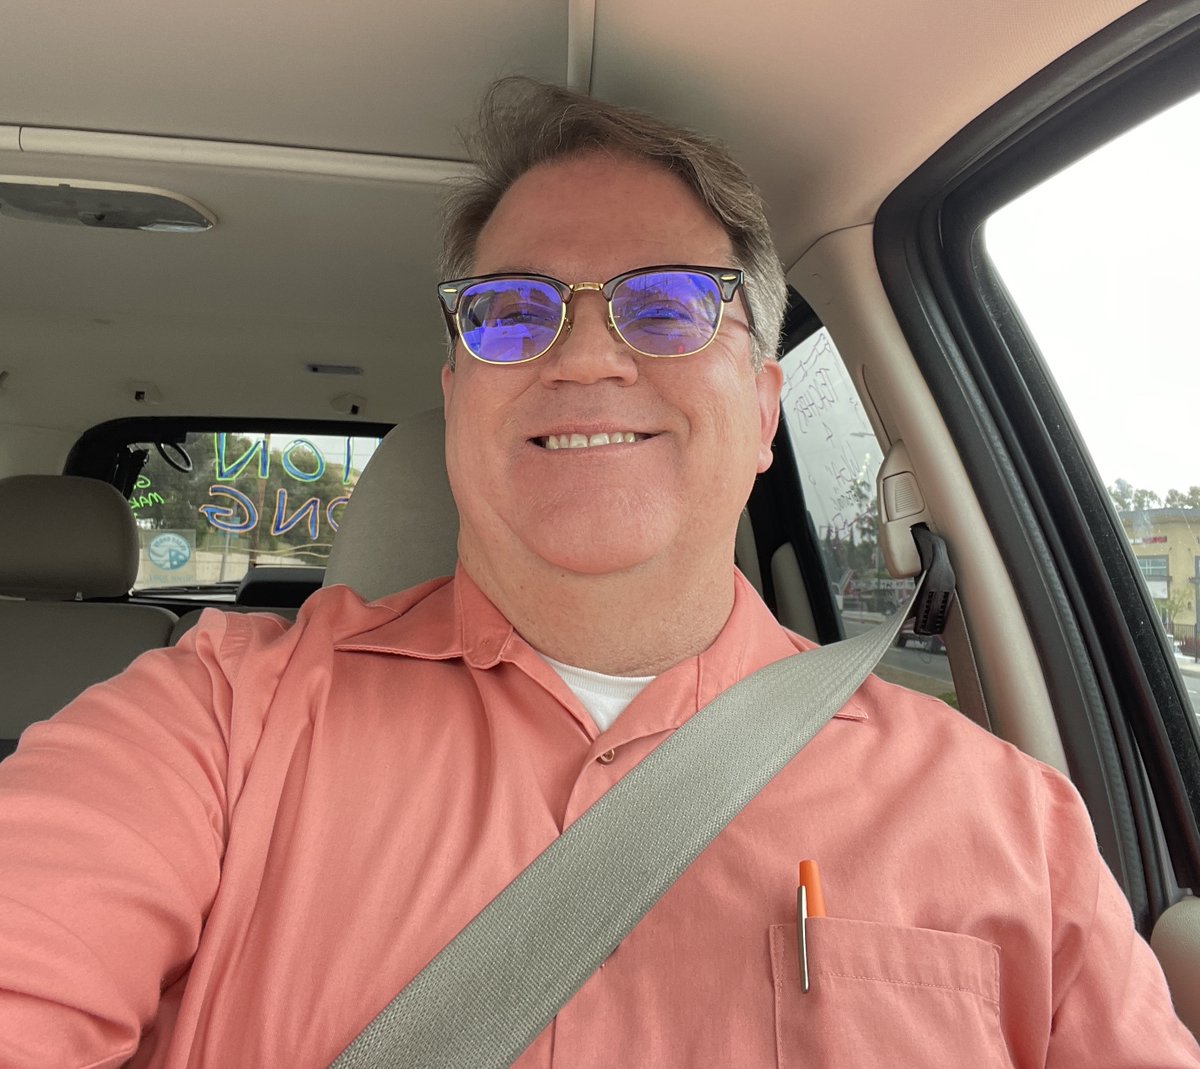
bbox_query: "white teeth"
[539,432,644,450]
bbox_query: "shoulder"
[176,577,452,661]
[847,669,1059,806]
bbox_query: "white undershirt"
[539,655,656,732]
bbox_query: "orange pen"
[796,860,826,994]
[799,860,826,918]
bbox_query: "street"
[842,618,954,702]
[1174,658,1200,716]
[846,619,1200,716]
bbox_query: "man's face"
[441,152,783,582]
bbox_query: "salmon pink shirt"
[0,568,1197,1067]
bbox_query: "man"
[1,78,1198,1067]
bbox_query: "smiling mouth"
[534,431,652,450]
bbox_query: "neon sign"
[199,485,351,537]
[213,434,354,484]
[199,435,361,537]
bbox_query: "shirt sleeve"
[1041,764,1200,1066]
[0,609,282,1069]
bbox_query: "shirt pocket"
[769,918,1010,1068]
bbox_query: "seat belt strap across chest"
[330,577,929,1069]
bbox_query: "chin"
[520,526,669,578]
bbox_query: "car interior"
[1,0,1198,1041]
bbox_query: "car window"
[985,87,1200,738]
[129,431,382,592]
[779,328,958,706]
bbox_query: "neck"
[459,538,736,676]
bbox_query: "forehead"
[471,152,734,278]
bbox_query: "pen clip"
[797,883,810,994]
[797,859,825,995]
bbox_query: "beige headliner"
[0,0,1141,467]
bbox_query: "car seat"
[0,475,178,757]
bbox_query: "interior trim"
[793,226,1066,775]
[567,0,598,93]
[1152,896,1200,1034]
[6,127,474,184]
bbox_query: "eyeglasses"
[437,265,753,365]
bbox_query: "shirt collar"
[688,571,867,723]
[334,565,867,724]
[335,563,519,668]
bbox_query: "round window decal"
[147,532,192,571]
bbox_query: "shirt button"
[598,748,616,764]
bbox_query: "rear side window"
[129,431,381,592]
[778,328,958,706]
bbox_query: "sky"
[985,87,1200,501]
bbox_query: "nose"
[538,290,639,387]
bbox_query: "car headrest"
[0,475,140,599]
[323,408,460,601]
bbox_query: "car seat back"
[0,475,177,756]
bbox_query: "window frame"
[65,417,394,490]
[748,297,850,643]
[63,415,394,601]
[875,1,1200,927]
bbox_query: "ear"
[440,362,455,418]
[754,360,784,473]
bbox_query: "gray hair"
[440,77,787,371]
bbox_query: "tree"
[1107,478,1162,512]
[1164,486,1200,509]
[128,433,222,532]
[818,466,892,611]
[1155,587,1193,631]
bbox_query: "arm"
[0,610,276,1068]
[1042,765,1200,1065]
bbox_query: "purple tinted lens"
[458,278,563,363]
[611,271,722,356]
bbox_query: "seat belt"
[876,440,991,731]
[330,558,947,1069]
[942,592,991,731]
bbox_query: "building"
[1121,509,1200,645]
